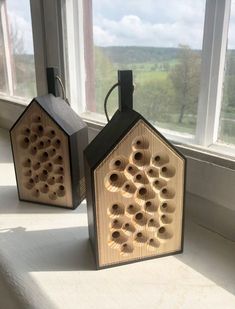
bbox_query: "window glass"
[0,0,36,100]
[92,0,205,135]
[218,0,235,145]
[0,20,8,93]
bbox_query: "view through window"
[0,0,36,100]
[92,0,206,136]
[219,0,235,145]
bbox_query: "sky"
[93,0,235,49]
[92,0,206,49]
[6,0,34,54]
[4,0,235,54]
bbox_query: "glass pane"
[218,0,235,145]
[0,10,8,93]
[92,0,205,135]
[1,0,36,100]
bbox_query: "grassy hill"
[98,46,201,64]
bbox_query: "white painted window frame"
[63,0,234,157]
[0,0,234,159]
[196,0,231,147]
[0,0,14,97]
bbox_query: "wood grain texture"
[94,120,185,267]
[11,101,73,208]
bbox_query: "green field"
[94,45,235,144]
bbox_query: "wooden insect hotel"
[10,94,88,209]
[84,71,186,269]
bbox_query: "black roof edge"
[85,109,185,170]
[10,94,86,136]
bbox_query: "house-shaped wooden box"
[10,94,88,209]
[84,71,186,269]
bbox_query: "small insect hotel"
[10,94,88,209]
[84,71,186,269]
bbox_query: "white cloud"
[93,14,204,48]
[93,0,235,49]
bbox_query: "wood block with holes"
[10,94,88,209]
[84,70,186,269]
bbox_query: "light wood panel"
[94,120,185,267]
[11,101,73,208]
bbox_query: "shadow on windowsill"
[0,225,96,272]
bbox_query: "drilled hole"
[43,152,48,158]
[110,173,118,182]
[139,187,147,196]
[112,231,120,239]
[134,152,143,161]
[135,212,143,220]
[112,204,118,211]
[154,155,160,162]
[115,160,121,166]
[159,227,165,234]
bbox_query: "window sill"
[0,94,29,106]
[0,126,234,307]
[0,98,234,168]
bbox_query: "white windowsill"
[0,97,234,167]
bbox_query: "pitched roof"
[84,108,185,170]
[10,94,86,136]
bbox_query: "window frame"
[0,0,234,160]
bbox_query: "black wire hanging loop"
[104,82,120,122]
